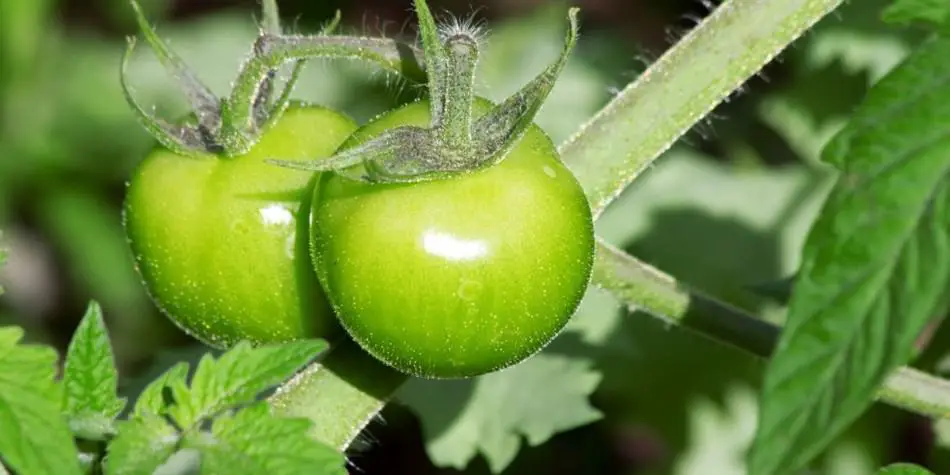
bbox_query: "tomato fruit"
[125,104,356,348]
[311,99,594,378]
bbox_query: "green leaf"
[106,413,180,475]
[0,327,82,475]
[399,351,601,473]
[109,340,329,474]
[62,301,126,440]
[878,463,935,475]
[749,35,950,475]
[132,361,190,417]
[189,403,346,475]
[881,0,949,28]
[166,340,326,429]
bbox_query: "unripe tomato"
[311,99,594,378]
[125,105,356,348]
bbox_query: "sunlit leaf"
[750,35,950,475]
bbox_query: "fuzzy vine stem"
[593,238,950,419]
[559,0,846,219]
[268,339,409,449]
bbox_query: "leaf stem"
[267,339,409,450]
[592,238,950,419]
[559,0,844,218]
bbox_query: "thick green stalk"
[560,0,845,218]
[268,340,409,449]
[592,238,950,419]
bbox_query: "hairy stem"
[222,34,425,153]
[559,0,844,218]
[592,238,950,418]
[268,339,409,449]
[437,36,478,149]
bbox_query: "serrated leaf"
[188,403,346,475]
[63,301,126,440]
[0,327,82,475]
[399,351,601,473]
[878,463,935,475]
[749,35,950,475]
[881,0,949,28]
[106,413,180,475]
[133,361,190,417]
[167,340,326,429]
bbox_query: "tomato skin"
[125,105,357,348]
[311,99,594,378]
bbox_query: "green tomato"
[311,99,595,379]
[125,105,356,348]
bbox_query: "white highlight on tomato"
[422,230,488,261]
[259,203,294,226]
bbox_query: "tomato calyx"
[269,0,580,184]
[119,0,425,158]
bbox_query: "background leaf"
[749,35,950,475]
[399,348,601,473]
[881,0,950,27]
[878,463,936,474]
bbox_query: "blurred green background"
[1,0,947,473]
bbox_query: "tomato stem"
[268,339,409,450]
[120,0,424,158]
[558,0,845,218]
[128,0,220,134]
[268,0,580,184]
[592,237,950,422]
[249,0,282,128]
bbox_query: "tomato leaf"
[165,340,326,430]
[0,327,82,475]
[106,413,180,475]
[187,403,346,475]
[881,0,950,28]
[878,463,935,475]
[749,35,950,475]
[132,361,190,417]
[111,341,334,474]
[399,351,601,473]
[62,301,126,440]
